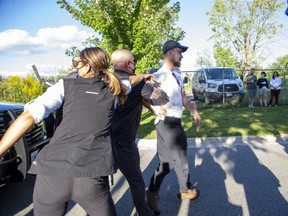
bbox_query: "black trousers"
[149,120,192,193]
[33,175,116,216]
[116,141,150,216]
[269,89,281,105]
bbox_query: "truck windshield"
[205,68,238,80]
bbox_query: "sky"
[0,0,287,77]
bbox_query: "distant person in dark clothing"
[257,71,269,107]
[111,49,168,216]
[245,68,257,108]
[269,71,282,107]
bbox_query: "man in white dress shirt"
[146,40,202,215]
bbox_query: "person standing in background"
[245,68,257,108]
[269,71,282,107]
[257,71,269,107]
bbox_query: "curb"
[136,134,288,150]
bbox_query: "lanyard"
[172,72,182,89]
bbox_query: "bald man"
[111,49,167,215]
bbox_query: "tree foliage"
[207,0,284,70]
[0,75,45,103]
[269,54,288,71]
[22,75,45,102]
[213,46,239,69]
[57,0,184,73]
[6,76,24,102]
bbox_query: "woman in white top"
[269,71,282,107]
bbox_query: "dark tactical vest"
[29,78,117,177]
[111,79,146,144]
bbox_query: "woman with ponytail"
[0,47,129,216]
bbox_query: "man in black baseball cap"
[162,40,188,54]
[146,39,201,215]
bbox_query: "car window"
[205,68,238,80]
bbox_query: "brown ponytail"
[79,47,127,104]
[104,71,127,104]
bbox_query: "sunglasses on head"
[72,58,87,68]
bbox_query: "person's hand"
[143,74,155,81]
[151,80,161,88]
[144,75,161,88]
[193,113,201,126]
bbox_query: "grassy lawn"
[137,77,288,139]
[138,105,288,139]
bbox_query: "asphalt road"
[1,135,288,216]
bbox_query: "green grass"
[138,105,288,139]
[138,75,288,138]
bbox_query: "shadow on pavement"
[231,144,288,216]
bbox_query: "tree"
[6,76,24,102]
[0,77,9,101]
[22,75,45,102]
[213,46,238,69]
[207,0,284,70]
[269,54,288,71]
[3,76,45,103]
[195,49,214,68]
[57,0,184,73]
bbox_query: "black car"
[0,101,55,185]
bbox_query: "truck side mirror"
[199,78,205,84]
[240,74,244,81]
[183,76,188,84]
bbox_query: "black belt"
[163,116,181,125]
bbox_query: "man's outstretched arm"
[182,91,201,126]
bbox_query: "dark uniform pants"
[116,141,150,216]
[33,174,116,216]
[149,119,192,192]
